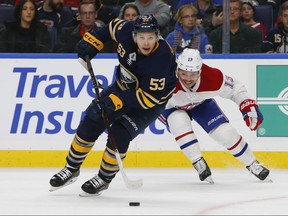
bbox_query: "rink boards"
[1,53,288,168]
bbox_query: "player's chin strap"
[84,55,143,190]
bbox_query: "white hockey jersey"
[165,63,250,110]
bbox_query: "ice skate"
[79,175,110,197]
[49,167,80,192]
[246,160,272,182]
[193,157,214,184]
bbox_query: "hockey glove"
[77,30,104,62]
[92,93,123,113]
[240,99,263,131]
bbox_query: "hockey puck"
[129,202,140,206]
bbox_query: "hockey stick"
[85,56,143,190]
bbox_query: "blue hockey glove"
[240,99,263,131]
[77,30,104,61]
[92,93,123,113]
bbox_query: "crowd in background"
[0,0,287,53]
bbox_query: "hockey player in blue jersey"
[49,14,177,195]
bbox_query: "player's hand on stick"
[77,30,101,63]
[92,94,123,113]
[240,99,263,131]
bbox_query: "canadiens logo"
[175,102,200,110]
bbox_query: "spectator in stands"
[166,4,209,53]
[176,0,223,37]
[164,0,179,15]
[176,0,223,8]
[73,0,104,28]
[1,0,15,6]
[119,3,140,20]
[118,0,172,37]
[0,0,51,52]
[37,0,74,35]
[253,0,280,24]
[241,0,267,40]
[0,21,5,31]
[164,0,180,30]
[111,3,139,52]
[97,0,121,24]
[63,0,79,10]
[209,0,262,53]
[263,1,288,53]
[109,3,139,53]
[54,0,112,53]
[194,0,223,36]
[0,22,5,43]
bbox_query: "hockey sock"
[227,136,256,166]
[175,130,202,163]
[98,146,126,183]
[210,123,256,166]
[66,133,94,169]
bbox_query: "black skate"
[49,167,80,192]
[193,157,214,184]
[246,160,271,182]
[79,175,110,197]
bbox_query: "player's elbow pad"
[108,93,123,111]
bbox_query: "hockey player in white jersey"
[159,48,270,183]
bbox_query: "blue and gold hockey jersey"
[89,18,177,110]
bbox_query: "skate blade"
[79,191,102,197]
[49,177,78,192]
[263,175,273,183]
[204,176,214,184]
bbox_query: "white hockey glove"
[240,99,263,131]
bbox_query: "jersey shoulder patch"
[197,64,224,92]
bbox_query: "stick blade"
[125,177,143,190]
[115,151,143,189]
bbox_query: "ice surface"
[0,168,287,215]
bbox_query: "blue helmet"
[133,14,159,34]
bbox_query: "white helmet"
[177,48,202,73]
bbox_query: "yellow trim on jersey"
[158,87,176,104]
[145,42,160,56]
[151,42,159,53]
[109,18,126,41]
[135,86,176,109]
[142,90,160,104]
[83,32,104,51]
[164,39,175,55]
[109,93,123,111]
[136,88,155,109]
